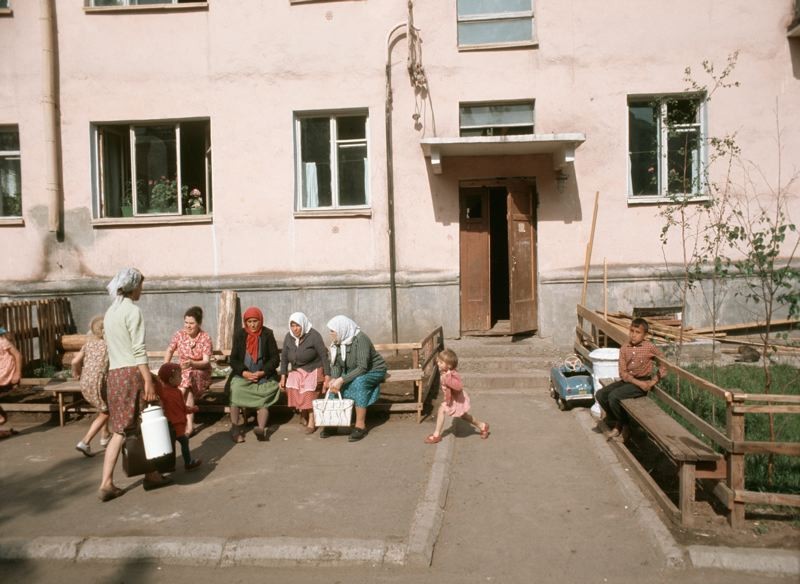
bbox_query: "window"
[93,120,212,219]
[0,1,10,9]
[460,101,534,137]
[628,95,706,200]
[457,0,535,48]
[295,113,369,211]
[87,0,201,6]
[0,126,22,218]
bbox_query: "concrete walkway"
[0,351,797,582]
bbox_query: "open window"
[93,120,212,220]
[459,101,535,137]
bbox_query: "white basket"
[313,391,355,427]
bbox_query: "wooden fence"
[0,298,76,373]
[576,304,800,528]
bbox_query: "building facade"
[1,0,799,348]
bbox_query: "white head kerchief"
[327,315,360,365]
[106,267,144,303]
[288,312,312,346]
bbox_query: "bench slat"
[384,369,423,382]
[621,397,721,462]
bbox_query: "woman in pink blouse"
[163,306,213,436]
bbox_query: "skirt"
[180,367,211,398]
[107,366,144,434]
[286,367,322,411]
[341,369,387,408]
[230,376,281,409]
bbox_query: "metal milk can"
[140,404,173,459]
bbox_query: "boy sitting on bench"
[595,318,666,442]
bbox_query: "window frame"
[91,118,212,225]
[459,100,535,137]
[457,0,536,50]
[294,110,371,216]
[0,124,22,222]
[84,0,208,13]
[627,93,708,204]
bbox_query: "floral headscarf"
[288,312,312,347]
[242,306,264,362]
[326,315,360,365]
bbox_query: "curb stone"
[687,545,800,576]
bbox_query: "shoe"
[254,427,268,442]
[143,475,174,492]
[319,427,335,439]
[348,428,367,442]
[480,423,491,440]
[304,425,317,435]
[0,429,18,440]
[100,436,111,447]
[424,434,442,444]
[185,459,202,472]
[98,486,125,502]
[76,442,94,457]
[230,425,245,444]
[606,427,621,441]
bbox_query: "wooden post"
[726,400,746,528]
[581,191,600,306]
[216,290,238,355]
[678,462,696,527]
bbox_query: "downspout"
[385,21,406,345]
[41,0,64,237]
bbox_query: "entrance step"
[460,371,550,391]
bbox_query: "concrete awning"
[420,133,586,175]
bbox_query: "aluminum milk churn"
[140,404,173,459]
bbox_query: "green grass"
[658,363,800,495]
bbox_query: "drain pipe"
[385,21,406,345]
[41,0,64,236]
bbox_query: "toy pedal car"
[549,355,595,411]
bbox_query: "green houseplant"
[149,177,179,212]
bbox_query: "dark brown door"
[459,188,491,332]
[507,182,537,334]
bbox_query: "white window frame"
[294,111,370,215]
[457,0,536,50]
[627,94,708,204]
[459,100,535,137]
[92,119,212,222]
[0,125,22,220]
[85,0,208,10]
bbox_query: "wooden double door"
[459,180,537,335]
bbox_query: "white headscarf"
[288,312,312,347]
[106,267,144,303]
[326,315,360,365]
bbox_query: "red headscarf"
[242,306,264,362]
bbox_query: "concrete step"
[446,338,567,360]
[456,356,557,373]
[460,371,550,390]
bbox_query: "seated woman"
[0,325,22,440]
[279,312,330,434]
[163,306,213,436]
[322,315,387,442]
[226,307,280,443]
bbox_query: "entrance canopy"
[420,133,586,175]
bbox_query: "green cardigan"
[331,332,387,385]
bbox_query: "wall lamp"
[555,170,569,193]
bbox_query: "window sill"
[84,2,208,15]
[0,217,24,226]
[458,39,538,52]
[0,8,12,17]
[294,208,372,219]
[627,194,711,206]
[92,214,213,227]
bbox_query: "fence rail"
[576,304,799,529]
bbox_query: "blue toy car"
[549,356,595,411]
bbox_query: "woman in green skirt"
[226,306,280,442]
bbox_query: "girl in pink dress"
[0,325,23,439]
[163,306,213,436]
[424,348,490,444]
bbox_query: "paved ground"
[1,366,798,582]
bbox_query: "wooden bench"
[599,379,724,527]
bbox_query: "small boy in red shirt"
[595,318,666,442]
[157,363,202,471]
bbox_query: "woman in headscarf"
[323,315,387,442]
[226,307,280,443]
[279,312,330,434]
[98,267,172,502]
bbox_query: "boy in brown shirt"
[595,318,666,441]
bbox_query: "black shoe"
[254,427,268,442]
[143,475,174,492]
[319,427,335,439]
[348,428,367,442]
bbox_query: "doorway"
[459,180,537,335]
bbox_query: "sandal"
[480,423,490,439]
[98,486,125,502]
[424,434,442,444]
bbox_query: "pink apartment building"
[1,0,798,347]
